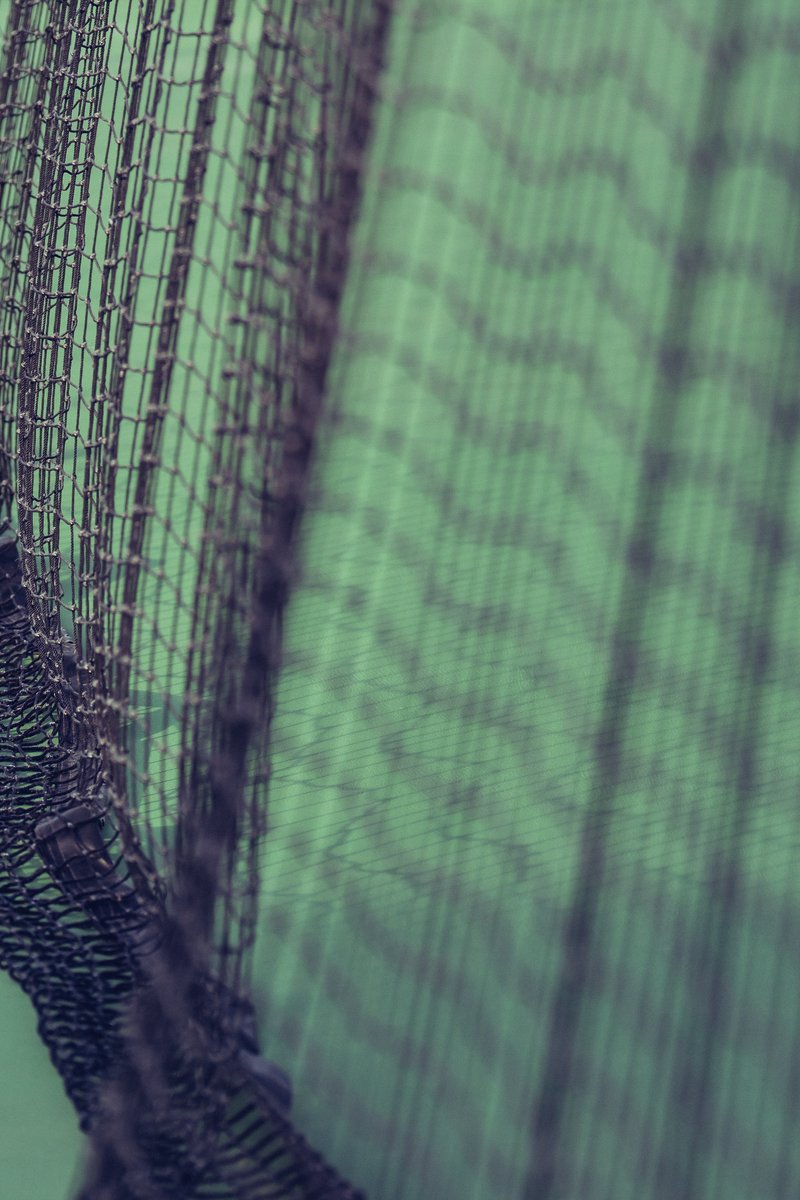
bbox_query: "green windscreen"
[1,1,799,1198]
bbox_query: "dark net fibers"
[2,2,800,1199]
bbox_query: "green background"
[3,0,800,1197]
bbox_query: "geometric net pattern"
[3,2,800,1199]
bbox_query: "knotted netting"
[3,0,800,1199]
[0,0,391,1195]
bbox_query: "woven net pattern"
[3,2,800,1199]
[0,0,390,1195]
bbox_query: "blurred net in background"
[3,0,800,1198]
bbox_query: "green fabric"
[3,0,800,1196]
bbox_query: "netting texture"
[2,1,800,1199]
[0,0,390,1195]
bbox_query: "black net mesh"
[2,1,800,1198]
[0,0,390,1195]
